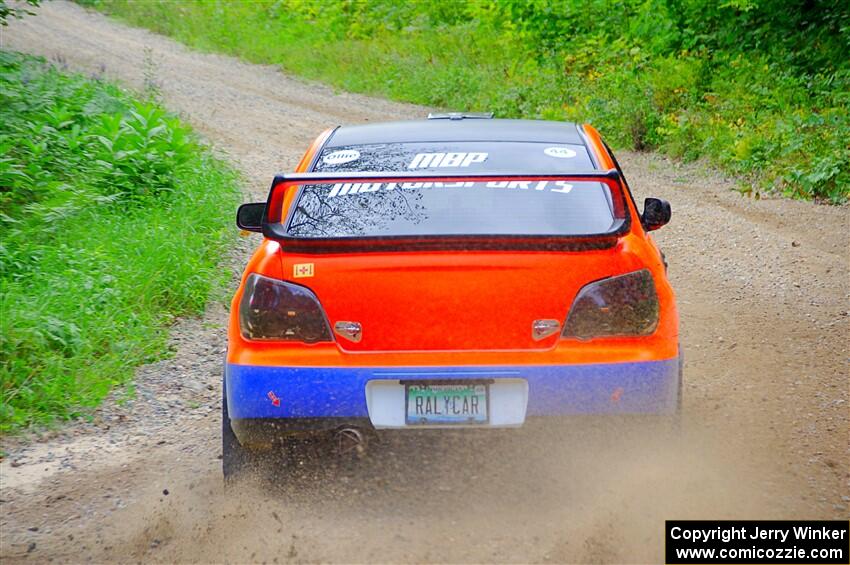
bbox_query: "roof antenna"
[427,112,494,120]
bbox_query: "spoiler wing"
[244,170,630,252]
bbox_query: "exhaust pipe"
[334,427,367,457]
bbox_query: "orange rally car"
[224,114,679,477]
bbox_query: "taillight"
[239,274,332,342]
[563,269,659,340]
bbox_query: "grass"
[0,51,241,432]
[80,0,849,203]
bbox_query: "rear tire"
[222,373,254,483]
[672,345,684,428]
[652,346,684,439]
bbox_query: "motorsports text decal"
[325,180,575,199]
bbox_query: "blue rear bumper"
[225,358,680,420]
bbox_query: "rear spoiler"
[271,169,621,183]
[237,170,628,253]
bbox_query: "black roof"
[325,118,585,148]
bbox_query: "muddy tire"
[672,345,684,429]
[222,376,252,483]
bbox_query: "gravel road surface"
[1,2,848,563]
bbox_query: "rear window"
[286,141,621,239]
[286,178,624,239]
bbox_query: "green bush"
[86,0,849,202]
[0,51,240,431]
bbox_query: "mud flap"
[222,356,261,483]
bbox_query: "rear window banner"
[315,142,594,173]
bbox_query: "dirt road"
[1,2,848,563]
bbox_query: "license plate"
[405,383,489,425]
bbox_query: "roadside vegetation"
[83,0,848,203]
[0,51,240,431]
[0,0,40,25]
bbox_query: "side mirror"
[642,197,671,231]
[236,202,265,232]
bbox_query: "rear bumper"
[226,358,681,436]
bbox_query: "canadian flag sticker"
[293,263,314,278]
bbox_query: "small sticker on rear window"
[544,146,577,159]
[323,149,360,165]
